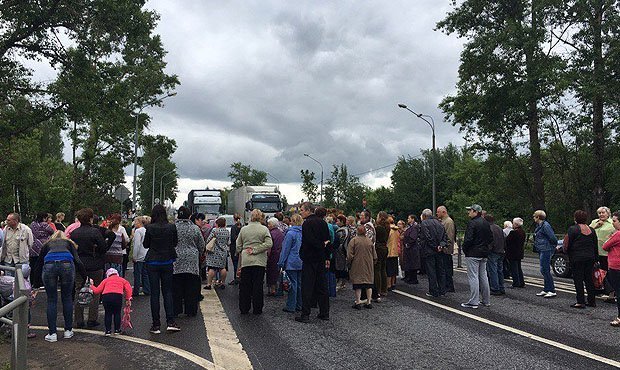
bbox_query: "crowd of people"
[1,201,620,344]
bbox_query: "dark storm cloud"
[144,0,465,186]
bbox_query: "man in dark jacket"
[505,217,526,288]
[296,202,331,323]
[418,209,449,297]
[461,204,493,309]
[70,208,109,328]
[485,214,506,295]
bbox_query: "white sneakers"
[44,330,74,342]
[536,291,557,298]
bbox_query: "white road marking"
[30,326,222,369]
[392,290,620,368]
[200,289,253,370]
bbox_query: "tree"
[300,169,318,203]
[228,162,267,188]
[137,135,178,212]
[322,164,368,214]
[437,0,567,211]
[548,0,620,210]
[0,1,179,215]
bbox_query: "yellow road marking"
[392,291,620,368]
[30,326,221,369]
[201,289,253,369]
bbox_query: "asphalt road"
[8,255,620,369]
[218,255,620,370]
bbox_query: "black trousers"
[239,266,265,314]
[425,253,446,297]
[301,261,329,317]
[442,253,454,291]
[102,293,123,332]
[571,260,596,305]
[173,273,201,316]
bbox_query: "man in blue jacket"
[533,210,558,298]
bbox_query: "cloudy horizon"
[67,1,468,208]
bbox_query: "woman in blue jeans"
[143,204,179,334]
[278,214,303,312]
[533,210,558,298]
[34,231,86,342]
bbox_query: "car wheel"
[552,255,570,278]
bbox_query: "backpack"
[77,278,94,306]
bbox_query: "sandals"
[611,318,620,327]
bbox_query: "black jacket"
[489,224,506,254]
[418,217,449,257]
[462,215,493,258]
[144,222,178,262]
[565,225,598,263]
[300,214,330,263]
[70,224,109,271]
[230,223,241,255]
[33,239,87,286]
[505,227,526,260]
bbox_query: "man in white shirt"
[132,216,150,296]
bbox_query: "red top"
[91,275,133,300]
[602,231,620,270]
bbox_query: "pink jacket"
[602,231,620,270]
[91,275,133,299]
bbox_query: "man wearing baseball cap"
[461,204,493,309]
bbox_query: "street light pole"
[151,155,163,208]
[131,92,177,212]
[398,103,436,212]
[303,153,323,204]
[163,179,176,205]
[160,169,176,203]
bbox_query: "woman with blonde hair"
[236,209,273,314]
[33,231,86,342]
[590,206,616,303]
[386,216,400,291]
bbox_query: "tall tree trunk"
[71,120,78,213]
[591,2,605,209]
[525,0,546,211]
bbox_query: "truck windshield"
[196,204,220,214]
[252,201,281,213]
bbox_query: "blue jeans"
[42,261,75,334]
[486,252,505,292]
[539,250,555,293]
[133,261,150,295]
[106,262,123,277]
[146,263,174,326]
[285,270,302,311]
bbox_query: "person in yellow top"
[386,216,400,291]
[590,206,616,303]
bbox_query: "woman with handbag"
[563,210,598,308]
[172,206,205,317]
[204,217,230,290]
[105,214,129,277]
[602,212,620,326]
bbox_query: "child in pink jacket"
[91,268,132,335]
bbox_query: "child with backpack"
[90,268,132,335]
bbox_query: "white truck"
[227,185,283,223]
[187,189,222,221]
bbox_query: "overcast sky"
[90,1,467,207]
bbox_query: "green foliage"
[323,164,369,214]
[0,0,179,216]
[228,162,267,188]
[300,169,318,202]
[137,135,178,212]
